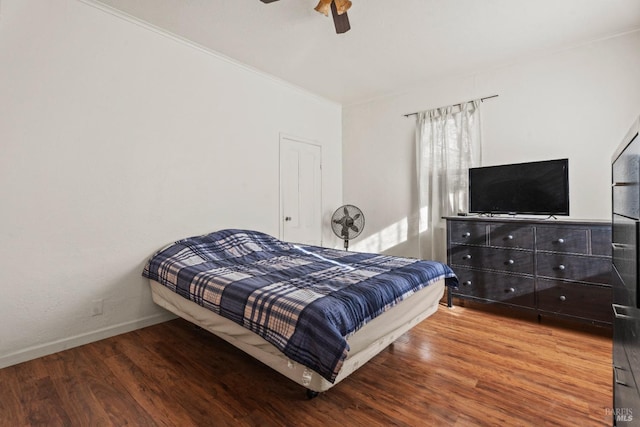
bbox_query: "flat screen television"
[468,158,569,216]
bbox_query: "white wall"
[343,31,640,258]
[0,0,342,367]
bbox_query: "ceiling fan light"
[334,0,352,15]
[314,0,332,17]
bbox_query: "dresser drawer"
[591,225,612,257]
[613,135,640,219]
[452,268,535,308]
[449,245,534,275]
[537,253,611,284]
[537,279,612,323]
[489,224,534,249]
[613,214,638,295]
[613,182,640,219]
[613,337,640,422]
[536,226,589,254]
[614,305,640,390]
[613,267,636,309]
[613,361,640,426]
[449,221,487,245]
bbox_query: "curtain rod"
[403,94,499,118]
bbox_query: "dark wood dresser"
[612,116,640,425]
[445,216,612,326]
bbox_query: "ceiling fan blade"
[331,1,351,34]
[314,0,332,16]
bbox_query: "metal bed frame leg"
[306,389,320,400]
[447,287,453,308]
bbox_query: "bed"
[142,229,457,396]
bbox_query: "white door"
[280,136,322,245]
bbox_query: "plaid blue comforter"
[142,229,458,382]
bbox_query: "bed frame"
[149,278,445,397]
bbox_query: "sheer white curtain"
[415,100,482,261]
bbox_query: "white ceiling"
[94,0,640,105]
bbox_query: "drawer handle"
[556,238,565,244]
[612,242,627,250]
[462,280,472,286]
[612,182,634,187]
[559,295,566,302]
[463,254,472,260]
[506,235,514,240]
[507,287,516,293]
[462,232,471,238]
[557,264,566,271]
[614,366,629,386]
[613,304,635,319]
[507,259,515,265]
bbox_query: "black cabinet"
[612,116,640,425]
[445,217,612,326]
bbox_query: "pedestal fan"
[331,204,365,250]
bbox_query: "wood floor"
[0,303,612,426]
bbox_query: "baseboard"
[0,312,177,370]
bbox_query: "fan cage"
[331,205,365,250]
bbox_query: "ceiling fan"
[259,0,352,34]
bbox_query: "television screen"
[469,158,569,216]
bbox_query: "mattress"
[149,278,445,392]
